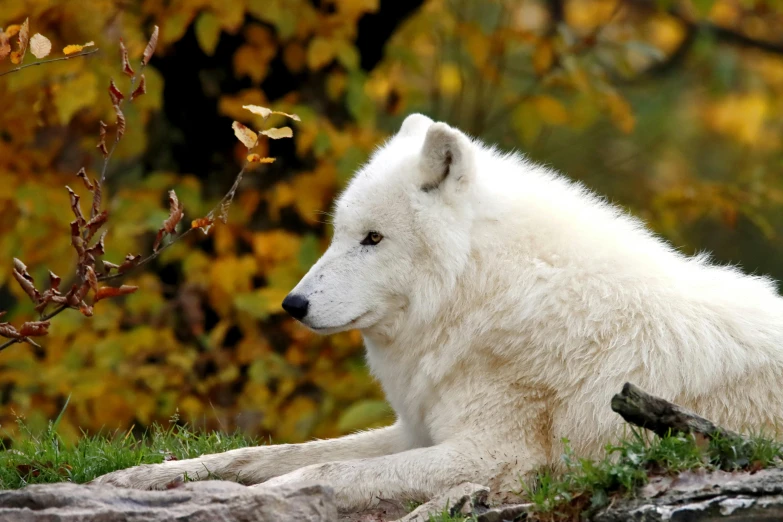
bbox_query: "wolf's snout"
[282,294,309,320]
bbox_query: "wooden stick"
[610,382,743,441]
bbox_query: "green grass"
[0,411,257,489]
[2,409,780,522]
[524,428,783,522]
[419,428,782,522]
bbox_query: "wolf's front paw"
[90,463,186,490]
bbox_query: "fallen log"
[610,382,744,441]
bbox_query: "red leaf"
[76,167,94,190]
[142,25,159,66]
[131,74,146,101]
[18,321,50,338]
[0,30,10,62]
[48,271,61,292]
[84,210,108,242]
[70,221,86,259]
[95,285,138,303]
[120,40,134,77]
[12,258,40,303]
[0,322,19,339]
[17,18,29,64]
[154,190,184,250]
[96,121,108,157]
[114,103,126,141]
[85,266,99,292]
[87,231,106,257]
[118,254,141,273]
[108,78,124,106]
[91,178,102,218]
[65,186,86,227]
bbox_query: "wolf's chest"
[363,335,474,447]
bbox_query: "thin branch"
[100,163,249,282]
[0,304,67,353]
[0,48,100,78]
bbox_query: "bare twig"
[0,304,66,353]
[0,160,250,352]
[0,48,100,78]
[611,382,746,443]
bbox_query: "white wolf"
[94,114,783,511]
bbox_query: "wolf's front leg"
[256,440,521,512]
[91,422,412,490]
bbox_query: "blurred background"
[1,0,782,444]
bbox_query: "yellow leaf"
[307,37,336,70]
[242,104,301,121]
[604,92,635,134]
[4,25,20,39]
[532,39,554,75]
[283,41,306,73]
[195,11,221,56]
[232,121,258,148]
[532,95,568,125]
[247,154,275,163]
[29,33,51,59]
[251,230,302,271]
[234,25,276,84]
[63,41,95,55]
[438,63,462,96]
[55,72,98,124]
[261,127,293,139]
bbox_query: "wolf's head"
[282,114,478,334]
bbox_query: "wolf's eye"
[360,232,384,246]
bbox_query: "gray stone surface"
[594,468,783,521]
[0,480,337,522]
[394,482,490,522]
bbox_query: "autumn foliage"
[1,0,783,445]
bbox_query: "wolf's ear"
[398,113,433,138]
[419,122,474,193]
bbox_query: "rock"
[474,502,532,522]
[0,480,337,521]
[393,482,490,522]
[391,483,530,522]
[594,468,783,522]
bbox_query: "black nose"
[282,294,309,320]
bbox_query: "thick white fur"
[94,115,783,511]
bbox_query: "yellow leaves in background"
[308,37,337,71]
[54,71,98,124]
[13,0,783,448]
[195,12,221,56]
[603,91,635,134]
[234,24,277,84]
[531,95,568,125]
[438,63,461,96]
[252,230,302,272]
[532,39,554,76]
[702,93,772,147]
